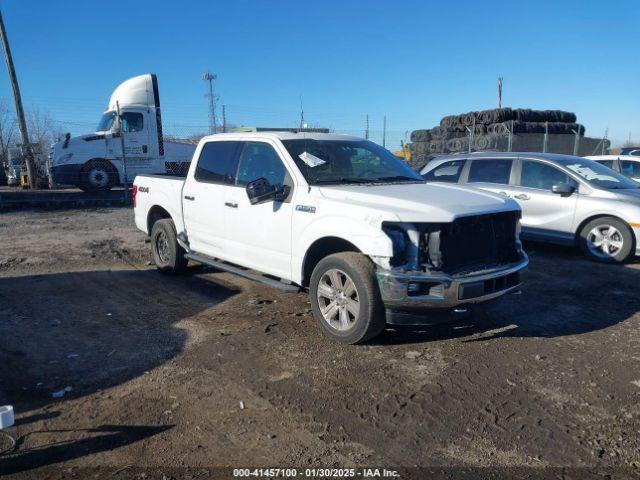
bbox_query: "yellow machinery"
[19,172,31,189]
[394,141,411,162]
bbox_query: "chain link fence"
[408,108,611,169]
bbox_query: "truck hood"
[51,133,108,166]
[317,182,520,223]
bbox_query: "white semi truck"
[50,74,195,191]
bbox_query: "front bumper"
[376,253,528,310]
[50,164,82,187]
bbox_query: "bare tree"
[0,98,17,166]
[26,106,59,154]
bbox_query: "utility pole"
[365,114,369,140]
[299,95,304,129]
[116,101,129,203]
[382,115,387,148]
[222,104,227,133]
[203,72,217,134]
[0,9,36,189]
[497,76,503,110]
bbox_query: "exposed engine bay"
[378,211,522,276]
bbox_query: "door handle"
[513,194,530,201]
[184,195,195,201]
[225,202,238,208]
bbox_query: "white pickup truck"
[133,132,528,343]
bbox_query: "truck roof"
[199,132,364,142]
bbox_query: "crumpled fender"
[292,215,394,284]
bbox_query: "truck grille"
[438,211,520,275]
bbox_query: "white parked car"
[421,152,640,263]
[586,155,640,184]
[133,132,528,344]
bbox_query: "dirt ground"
[1,207,640,479]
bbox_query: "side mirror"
[551,183,575,195]
[246,178,290,205]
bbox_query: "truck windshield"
[563,159,640,190]
[97,111,115,132]
[281,139,423,185]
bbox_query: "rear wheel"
[80,160,118,192]
[151,219,188,274]
[578,216,634,263]
[309,252,385,344]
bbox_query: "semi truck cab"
[50,74,194,191]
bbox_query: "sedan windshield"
[281,139,423,185]
[563,159,639,190]
[96,111,115,132]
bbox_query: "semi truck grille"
[437,211,520,275]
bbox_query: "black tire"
[578,216,634,263]
[309,252,385,344]
[150,219,188,274]
[79,160,118,192]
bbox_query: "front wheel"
[150,219,188,274]
[309,252,385,344]
[578,217,634,263]
[80,160,117,192]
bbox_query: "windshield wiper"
[373,175,424,182]
[313,177,373,185]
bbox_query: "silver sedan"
[421,152,640,263]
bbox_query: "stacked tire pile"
[409,108,598,168]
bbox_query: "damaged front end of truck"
[371,211,529,311]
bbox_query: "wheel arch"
[575,214,633,244]
[147,205,173,234]
[301,236,361,288]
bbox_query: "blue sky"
[0,0,638,148]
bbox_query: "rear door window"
[423,160,465,183]
[194,141,242,184]
[468,159,513,184]
[520,160,577,190]
[620,160,640,178]
[597,159,615,169]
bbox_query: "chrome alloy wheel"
[156,231,170,263]
[587,224,624,259]
[316,268,360,331]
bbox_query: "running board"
[185,253,300,293]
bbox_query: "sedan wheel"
[579,216,634,263]
[587,224,624,259]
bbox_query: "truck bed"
[133,173,186,235]
[136,173,186,180]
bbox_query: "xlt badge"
[296,205,316,213]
